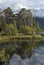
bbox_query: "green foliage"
[4,7,13,16]
[21,25,33,34]
[0,7,41,34]
[6,20,18,34]
[0,7,43,65]
[34,22,41,34]
[0,49,5,61]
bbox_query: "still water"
[9,44,44,65]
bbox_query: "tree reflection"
[5,41,40,59]
[0,40,41,65]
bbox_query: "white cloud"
[0,0,1,2]
[0,0,44,17]
[0,0,44,9]
[0,0,2,3]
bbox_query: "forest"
[0,7,44,65]
[0,7,41,35]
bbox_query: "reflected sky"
[9,45,44,65]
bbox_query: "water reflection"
[0,40,44,65]
[9,44,44,65]
[5,41,40,59]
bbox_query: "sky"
[0,0,44,17]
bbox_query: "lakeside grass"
[0,34,44,62]
[0,34,43,43]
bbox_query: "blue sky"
[0,0,44,17]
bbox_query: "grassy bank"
[0,34,43,43]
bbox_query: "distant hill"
[34,17,44,30]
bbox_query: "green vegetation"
[0,7,42,34]
[0,7,44,64]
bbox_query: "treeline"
[0,7,41,34]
